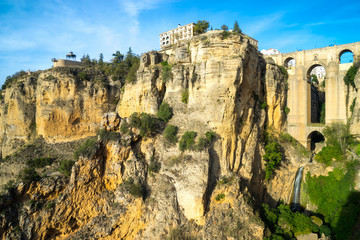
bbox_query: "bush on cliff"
[59,159,74,177]
[163,125,178,145]
[304,161,360,239]
[261,203,325,239]
[179,131,197,151]
[124,178,144,198]
[74,137,97,160]
[26,157,54,168]
[263,141,282,180]
[18,168,41,184]
[157,102,173,123]
[129,112,158,137]
[344,62,360,88]
[161,61,173,82]
[2,70,27,90]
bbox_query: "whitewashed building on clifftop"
[159,23,194,49]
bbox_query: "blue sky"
[1,0,360,86]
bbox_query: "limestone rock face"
[118,31,287,199]
[0,32,291,240]
[265,61,288,132]
[0,69,121,157]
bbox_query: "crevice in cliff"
[202,144,220,214]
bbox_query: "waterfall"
[292,166,304,210]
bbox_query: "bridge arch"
[284,57,296,68]
[307,64,326,124]
[307,131,325,151]
[339,49,354,64]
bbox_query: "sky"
[1,0,360,86]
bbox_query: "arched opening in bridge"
[307,131,325,152]
[284,57,296,68]
[307,65,326,124]
[339,49,354,64]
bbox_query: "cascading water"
[292,166,304,210]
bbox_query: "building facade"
[159,23,194,49]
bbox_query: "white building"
[159,23,194,49]
[260,48,281,55]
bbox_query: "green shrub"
[148,158,161,174]
[78,71,89,81]
[26,157,54,168]
[284,106,290,115]
[305,162,360,237]
[261,203,321,239]
[179,131,197,152]
[2,70,27,90]
[59,159,74,177]
[120,121,130,134]
[125,61,139,84]
[19,167,41,184]
[350,97,357,114]
[196,131,217,150]
[205,131,216,143]
[215,193,225,201]
[323,123,353,152]
[261,102,267,109]
[263,141,282,180]
[157,102,173,122]
[181,89,189,104]
[129,112,157,137]
[314,144,343,166]
[161,61,173,82]
[74,137,97,160]
[344,62,360,88]
[97,129,120,141]
[220,30,231,39]
[124,178,144,197]
[163,125,178,144]
[278,65,288,80]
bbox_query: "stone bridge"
[270,41,360,150]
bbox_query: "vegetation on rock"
[59,159,74,177]
[181,88,189,104]
[233,21,242,34]
[161,61,173,82]
[263,141,283,181]
[163,124,178,144]
[179,131,197,152]
[194,20,209,35]
[129,112,158,137]
[157,102,173,123]
[74,137,97,160]
[344,62,360,88]
[18,167,41,184]
[261,203,330,239]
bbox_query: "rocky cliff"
[0,31,298,240]
[0,68,121,157]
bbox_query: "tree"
[233,21,242,34]
[98,53,104,65]
[194,20,209,35]
[80,54,91,65]
[221,24,228,31]
[125,47,135,67]
[112,51,124,63]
